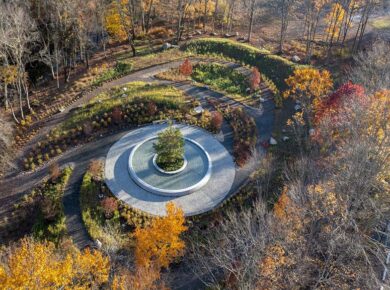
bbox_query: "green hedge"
[182,38,300,90]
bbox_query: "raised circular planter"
[104,124,236,216]
[128,136,212,197]
[152,154,188,175]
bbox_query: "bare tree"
[274,0,296,52]
[0,2,39,118]
[303,0,327,62]
[188,202,274,289]
[347,41,390,93]
[352,0,380,52]
[244,0,259,42]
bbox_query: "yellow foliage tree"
[105,1,129,42]
[325,3,345,42]
[112,266,165,290]
[134,202,187,269]
[0,238,110,289]
[284,67,333,118]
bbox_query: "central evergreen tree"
[153,124,185,171]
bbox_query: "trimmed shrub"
[101,197,118,219]
[211,111,223,132]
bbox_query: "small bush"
[147,27,173,39]
[211,111,223,132]
[49,163,61,182]
[179,59,193,76]
[101,197,118,219]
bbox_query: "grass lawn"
[192,63,248,96]
[63,82,185,131]
[371,16,390,29]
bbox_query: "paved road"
[0,58,275,251]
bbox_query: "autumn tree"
[101,197,118,219]
[179,58,193,76]
[105,0,137,56]
[0,238,110,288]
[211,111,223,132]
[303,0,328,62]
[113,202,187,289]
[249,67,261,92]
[284,67,333,120]
[0,65,18,122]
[134,202,187,269]
[314,81,365,125]
[324,2,345,58]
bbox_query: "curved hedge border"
[182,38,301,90]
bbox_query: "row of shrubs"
[12,166,73,244]
[183,38,299,90]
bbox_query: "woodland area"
[0,0,389,289]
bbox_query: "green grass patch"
[371,16,390,29]
[192,63,248,96]
[63,82,184,131]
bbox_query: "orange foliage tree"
[0,238,110,289]
[179,59,193,76]
[249,67,261,92]
[134,202,187,269]
[113,202,187,289]
[284,68,333,119]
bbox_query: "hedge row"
[182,38,300,90]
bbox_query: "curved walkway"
[0,57,275,247]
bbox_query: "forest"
[0,0,389,289]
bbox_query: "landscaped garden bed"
[24,82,216,171]
[182,38,300,90]
[224,107,258,166]
[10,166,73,244]
[192,63,248,96]
[80,161,130,247]
[208,98,257,166]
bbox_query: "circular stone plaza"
[104,123,236,216]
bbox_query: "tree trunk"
[203,0,209,31]
[17,78,24,119]
[145,0,154,32]
[248,2,254,42]
[213,0,219,31]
